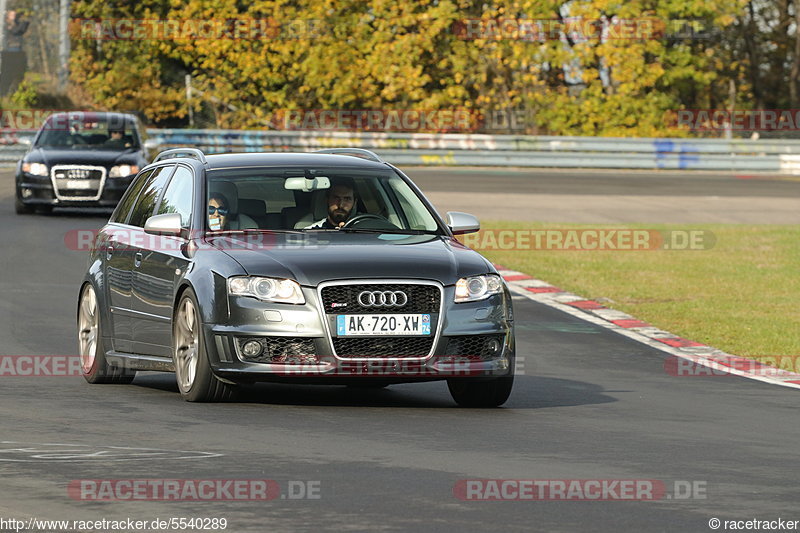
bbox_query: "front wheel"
[447,375,514,408]
[78,284,136,384]
[173,290,235,402]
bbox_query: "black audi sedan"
[78,148,515,406]
[15,111,149,214]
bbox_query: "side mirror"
[446,211,480,235]
[143,138,160,150]
[144,213,183,237]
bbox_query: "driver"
[104,129,130,149]
[305,177,357,229]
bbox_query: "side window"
[110,169,154,224]
[157,166,194,227]
[128,165,175,228]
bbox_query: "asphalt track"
[1,168,800,532]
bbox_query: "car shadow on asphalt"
[130,373,618,409]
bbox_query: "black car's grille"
[333,337,435,358]
[54,168,104,180]
[321,284,440,314]
[444,335,505,359]
[236,336,317,364]
[52,166,105,199]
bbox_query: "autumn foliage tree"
[70,0,750,136]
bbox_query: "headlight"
[454,274,504,303]
[22,162,48,176]
[109,164,138,178]
[228,276,305,304]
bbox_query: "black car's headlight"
[109,165,139,178]
[22,162,48,176]
[228,276,305,304]
[454,274,504,303]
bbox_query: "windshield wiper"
[336,227,440,235]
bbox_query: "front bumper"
[203,283,515,384]
[16,172,132,208]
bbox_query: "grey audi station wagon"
[78,148,515,406]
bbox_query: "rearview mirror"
[284,176,330,192]
[144,213,183,237]
[446,211,480,235]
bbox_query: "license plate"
[65,180,93,189]
[337,314,431,336]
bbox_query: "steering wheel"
[342,213,397,229]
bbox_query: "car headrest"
[239,198,267,217]
[208,181,239,216]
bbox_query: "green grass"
[473,222,800,358]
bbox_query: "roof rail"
[314,148,384,163]
[153,148,208,165]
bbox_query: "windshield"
[206,167,442,234]
[34,116,141,150]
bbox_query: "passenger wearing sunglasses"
[208,193,230,231]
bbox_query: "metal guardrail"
[2,128,800,172]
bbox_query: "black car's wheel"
[173,289,235,402]
[447,375,514,408]
[14,197,34,215]
[78,284,136,384]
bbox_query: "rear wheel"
[78,284,136,384]
[14,197,34,214]
[173,290,235,402]
[447,375,514,408]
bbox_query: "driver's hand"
[336,222,345,229]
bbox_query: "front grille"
[51,165,106,201]
[236,336,317,364]
[333,337,435,358]
[444,335,504,359]
[54,168,104,180]
[321,284,440,315]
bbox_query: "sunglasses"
[208,206,229,216]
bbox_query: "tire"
[447,375,514,408]
[173,289,235,402]
[78,284,136,384]
[15,197,34,215]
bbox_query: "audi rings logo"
[358,290,408,307]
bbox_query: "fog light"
[21,188,32,198]
[487,338,502,356]
[242,340,263,357]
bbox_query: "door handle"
[134,252,142,268]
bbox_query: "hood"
[25,147,143,167]
[208,232,494,286]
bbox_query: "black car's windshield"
[34,115,141,150]
[206,167,443,234]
